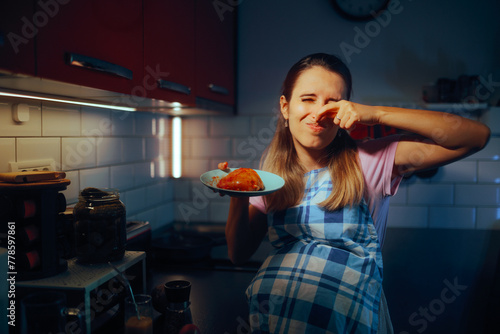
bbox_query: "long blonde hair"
[262,53,364,212]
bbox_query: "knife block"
[0,179,71,280]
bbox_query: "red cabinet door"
[143,0,196,106]
[195,0,236,107]
[0,0,36,76]
[36,0,143,96]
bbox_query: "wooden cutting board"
[0,171,66,183]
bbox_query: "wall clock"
[331,0,391,21]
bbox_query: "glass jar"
[73,187,126,263]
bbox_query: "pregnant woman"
[224,53,490,333]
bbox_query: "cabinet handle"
[157,79,191,95]
[208,84,229,95]
[66,53,133,80]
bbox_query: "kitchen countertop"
[149,262,257,334]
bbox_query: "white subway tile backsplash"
[476,207,500,229]
[466,137,500,160]
[110,164,135,191]
[480,107,500,135]
[122,138,145,162]
[163,179,175,202]
[429,207,476,229]
[134,161,155,186]
[478,161,500,183]
[62,137,97,170]
[455,184,500,206]
[251,115,278,136]
[135,113,156,137]
[2,95,500,232]
[191,138,231,158]
[210,116,251,137]
[96,137,122,166]
[390,183,407,205]
[0,138,15,172]
[79,167,110,190]
[62,170,80,204]
[408,184,454,205]
[183,117,209,138]
[432,161,477,183]
[0,103,42,137]
[183,158,210,178]
[81,107,112,137]
[42,105,80,136]
[173,179,191,201]
[387,205,428,228]
[17,137,60,168]
[232,137,267,162]
[111,111,135,136]
[146,183,164,207]
[123,187,147,215]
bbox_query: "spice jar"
[73,187,126,263]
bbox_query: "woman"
[225,53,490,333]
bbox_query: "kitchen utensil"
[0,171,66,183]
[200,168,285,197]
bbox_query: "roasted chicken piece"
[217,168,264,191]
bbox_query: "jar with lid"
[73,187,126,263]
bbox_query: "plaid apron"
[246,168,383,333]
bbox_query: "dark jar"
[73,187,126,263]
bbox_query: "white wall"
[237,0,500,114]
[0,101,175,232]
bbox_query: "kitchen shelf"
[17,251,146,334]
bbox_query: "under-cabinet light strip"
[0,91,136,112]
[172,116,182,178]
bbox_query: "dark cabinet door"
[0,0,36,76]
[36,0,143,96]
[143,0,196,106]
[195,0,236,106]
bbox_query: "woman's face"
[280,66,346,157]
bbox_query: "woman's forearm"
[376,106,490,152]
[225,197,266,264]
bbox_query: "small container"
[74,187,126,263]
[164,280,193,334]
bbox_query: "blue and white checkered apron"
[246,168,383,333]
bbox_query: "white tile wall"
[2,98,499,231]
[173,107,500,231]
[0,100,175,234]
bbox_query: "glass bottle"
[73,187,126,263]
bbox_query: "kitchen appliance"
[0,176,70,280]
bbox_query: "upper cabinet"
[143,0,196,106]
[195,0,236,106]
[36,0,143,96]
[0,0,36,76]
[0,0,237,113]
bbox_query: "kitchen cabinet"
[195,0,236,107]
[0,0,237,113]
[0,0,36,76]
[143,0,196,106]
[36,0,143,96]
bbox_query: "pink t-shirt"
[249,135,402,247]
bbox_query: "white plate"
[200,168,285,197]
